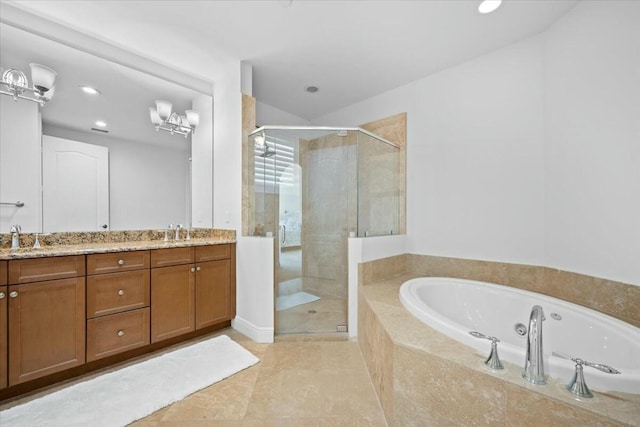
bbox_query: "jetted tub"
[399,277,640,394]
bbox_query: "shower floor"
[276,249,347,335]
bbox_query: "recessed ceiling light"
[478,0,502,14]
[95,120,107,127]
[305,86,319,93]
[80,85,100,95]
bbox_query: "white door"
[42,135,109,232]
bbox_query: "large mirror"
[0,22,213,233]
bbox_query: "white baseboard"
[231,316,274,343]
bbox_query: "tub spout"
[523,305,546,385]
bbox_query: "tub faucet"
[10,224,21,249]
[523,305,546,385]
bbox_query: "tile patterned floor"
[130,329,387,426]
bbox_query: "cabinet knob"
[196,266,201,271]
[117,330,125,337]
[0,292,5,299]
[191,267,196,272]
[118,289,125,296]
[9,291,18,298]
[118,259,125,265]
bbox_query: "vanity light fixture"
[149,99,199,138]
[95,120,107,127]
[0,63,57,106]
[478,0,502,14]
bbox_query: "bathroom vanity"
[0,231,235,400]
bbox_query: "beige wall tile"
[358,294,394,422]
[393,345,506,426]
[505,383,627,427]
[400,254,639,326]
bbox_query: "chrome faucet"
[523,305,546,384]
[175,224,183,240]
[10,224,21,249]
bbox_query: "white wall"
[191,94,214,228]
[0,96,42,232]
[314,1,640,286]
[233,236,275,343]
[315,36,547,267]
[212,64,243,231]
[256,101,311,127]
[544,1,640,285]
[44,125,189,230]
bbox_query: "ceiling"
[5,0,579,120]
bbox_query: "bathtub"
[399,277,640,394]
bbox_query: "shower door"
[249,127,397,335]
[272,129,356,334]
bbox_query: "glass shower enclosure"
[247,127,400,335]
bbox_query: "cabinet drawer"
[86,308,150,362]
[8,255,85,284]
[0,261,7,285]
[195,244,230,262]
[87,270,150,318]
[150,247,194,268]
[87,251,150,275]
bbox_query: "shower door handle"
[280,224,286,245]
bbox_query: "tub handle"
[469,331,504,371]
[552,351,621,398]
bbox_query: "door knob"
[0,292,5,299]
[9,291,18,298]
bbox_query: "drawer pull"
[0,292,5,299]
[117,330,125,337]
[9,291,18,298]
[118,259,125,266]
[117,289,125,296]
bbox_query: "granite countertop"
[0,229,236,260]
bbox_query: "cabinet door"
[1,286,7,389]
[195,259,231,329]
[151,264,195,343]
[8,278,85,386]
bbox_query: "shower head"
[260,146,276,158]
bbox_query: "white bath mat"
[276,291,321,311]
[0,335,259,427]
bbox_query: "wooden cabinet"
[86,251,151,361]
[195,259,231,329]
[0,260,7,285]
[151,244,235,342]
[151,263,196,343]
[7,277,85,386]
[87,308,150,362]
[0,242,234,398]
[8,255,84,284]
[87,251,150,275]
[87,270,150,318]
[0,261,6,389]
[0,285,7,389]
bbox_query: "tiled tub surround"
[359,254,640,426]
[0,228,235,259]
